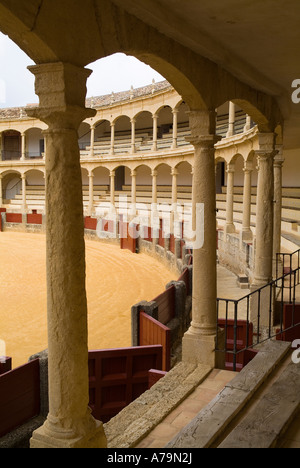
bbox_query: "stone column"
[88,171,94,216]
[244,115,252,132]
[131,118,136,154]
[0,133,2,161]
[253,133,277,286]
[182,110,224,368]
[131,169,137,216]
[224,162,236,235]
[21,132,26,161]
[171,167,178,232]
[110,122,115,155]
[21,173,27,212]
[110,170,115,210]
[27,62,107,449]
[172,109,179,149]
[0,175,3,206]
[226,102,235,138]
[152,114,158,152]
[241,161,253,241]
[273,147,284,271]
[152,168,158,212]
[89,124,95,158]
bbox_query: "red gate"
[120,222,138,253]
[88,346,162,423]
[139,311,171,372]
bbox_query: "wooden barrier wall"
[0,359,40,438]
[88,346,163,423]
[139,312,171,372]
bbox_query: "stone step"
[219,359,300,448]
[166,340,291,449]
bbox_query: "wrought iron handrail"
[216,265,300,371]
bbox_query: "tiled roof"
[0,80,172,120]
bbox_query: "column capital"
[226,162,235,173]
[172,108,179,115]
[187,110,221,147]
[88,171,94,178]
[110,170,115,178]
[255,132,278,160]
[26,62,96,129]
[152,113,158,120]
[131,169,137,177]
[151,169,158,177]
[243,160,253,173]
[171,168,179,176]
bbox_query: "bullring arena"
[0,2,300,448]
[0,232,176,369]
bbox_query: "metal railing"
[216,263,300,372]
[276,249,300,303]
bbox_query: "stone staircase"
[166,340,300,449]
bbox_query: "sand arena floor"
[0,232,176,369]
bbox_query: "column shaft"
[27,62,106,449]
[182,110,224,368]
[110,123,115,155]
[21,133,26,161]
[89,125,95,157]
[225,163,236,234]
[241,162,253,241]
[254,134,276,285]
[273,151,284,267]
[131,119,136,154]
[88,172,94,216]
[226,102,235,138]
[172,110,178,149]
[152,114,158,151]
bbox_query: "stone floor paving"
[136,369,237,448]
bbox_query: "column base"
[182,329,225,369]
[30,420,107,449]
[240,229,253,242]
[224,224,236,236]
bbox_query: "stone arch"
[175,161,193,187]
[25,127,45,159]
[2,129,21,161]
[155,163,172,187]
[92,166,110,187]
[134,111,153,142]
[134,164,152,187]
[1,169,22,201]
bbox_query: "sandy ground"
[0,232,176,369]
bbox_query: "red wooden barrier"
[218,319,256,372]
[169,234,175,254]
[84,216,97,230]
[27,213,42,225]
[153,286,175,325]
[139,312,171,372]
[148,369,167,389]
[88,346,163,423]
[276,303,300,342]
[6,213,22,224]
[0,359,40,438]
[158,219,165,248]
[120,222,137,253]
[0,358,12,375]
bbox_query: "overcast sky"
[0,32,165,108]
